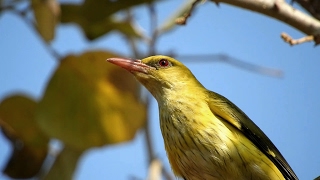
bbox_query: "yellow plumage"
[107,55,298,180]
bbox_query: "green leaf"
[32,0,60,42]
[0,95,49,178]
[36,51,147,150]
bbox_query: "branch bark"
[211,0,320,45]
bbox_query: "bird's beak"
[107,57,152,74]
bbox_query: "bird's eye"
[158,59,169,67]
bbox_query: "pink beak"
[107,57,152,74]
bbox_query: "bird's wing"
[207,91,298,180]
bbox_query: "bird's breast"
[158,99,284,180]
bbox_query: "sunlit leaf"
[32,0,60,42]
[43,145,83,180]
[0,95,49,178]
[36,51,147,150]
[60,0,156,40]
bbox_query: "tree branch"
[147,159,162,180]
[176,54,284,78]
[10,6,61,59]
[176,0,201,25]
[148,3,158,55]
[211,0,320,45]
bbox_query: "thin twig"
[0,5,14,12]
[175,0,202,25]
[124,9,141,58]
[0,0,29,12]
[127,37,141,58]
[143,94,174,180]
[176,54,284,78]
[148,3,158,55]
[147,159,162,180]
[161,166,174,180]
[10,7,61,60]
[146,158,174,180]
[281,32,315,46]
[143,94,155,163]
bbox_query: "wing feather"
[207,91,298,180]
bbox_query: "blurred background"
[0,0,320,179]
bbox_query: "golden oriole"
[107,55,298,180]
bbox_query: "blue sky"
[1,1,320,179]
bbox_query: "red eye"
[159,59,169,67]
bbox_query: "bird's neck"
[155,78,205,105]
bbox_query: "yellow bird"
[107,55,298,180]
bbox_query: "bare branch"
[148,3,158,55]
[161,166,174,180]
[124,10,141,58]
[176,54,284,78]
[143,95,155,163]
[281,32,315,45]
[211,0,320,45]
[176,0,202,25]
[8,6,61,59]
[146,158,174,180]
[147,159,162,180]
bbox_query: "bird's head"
[107,55,203,101]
